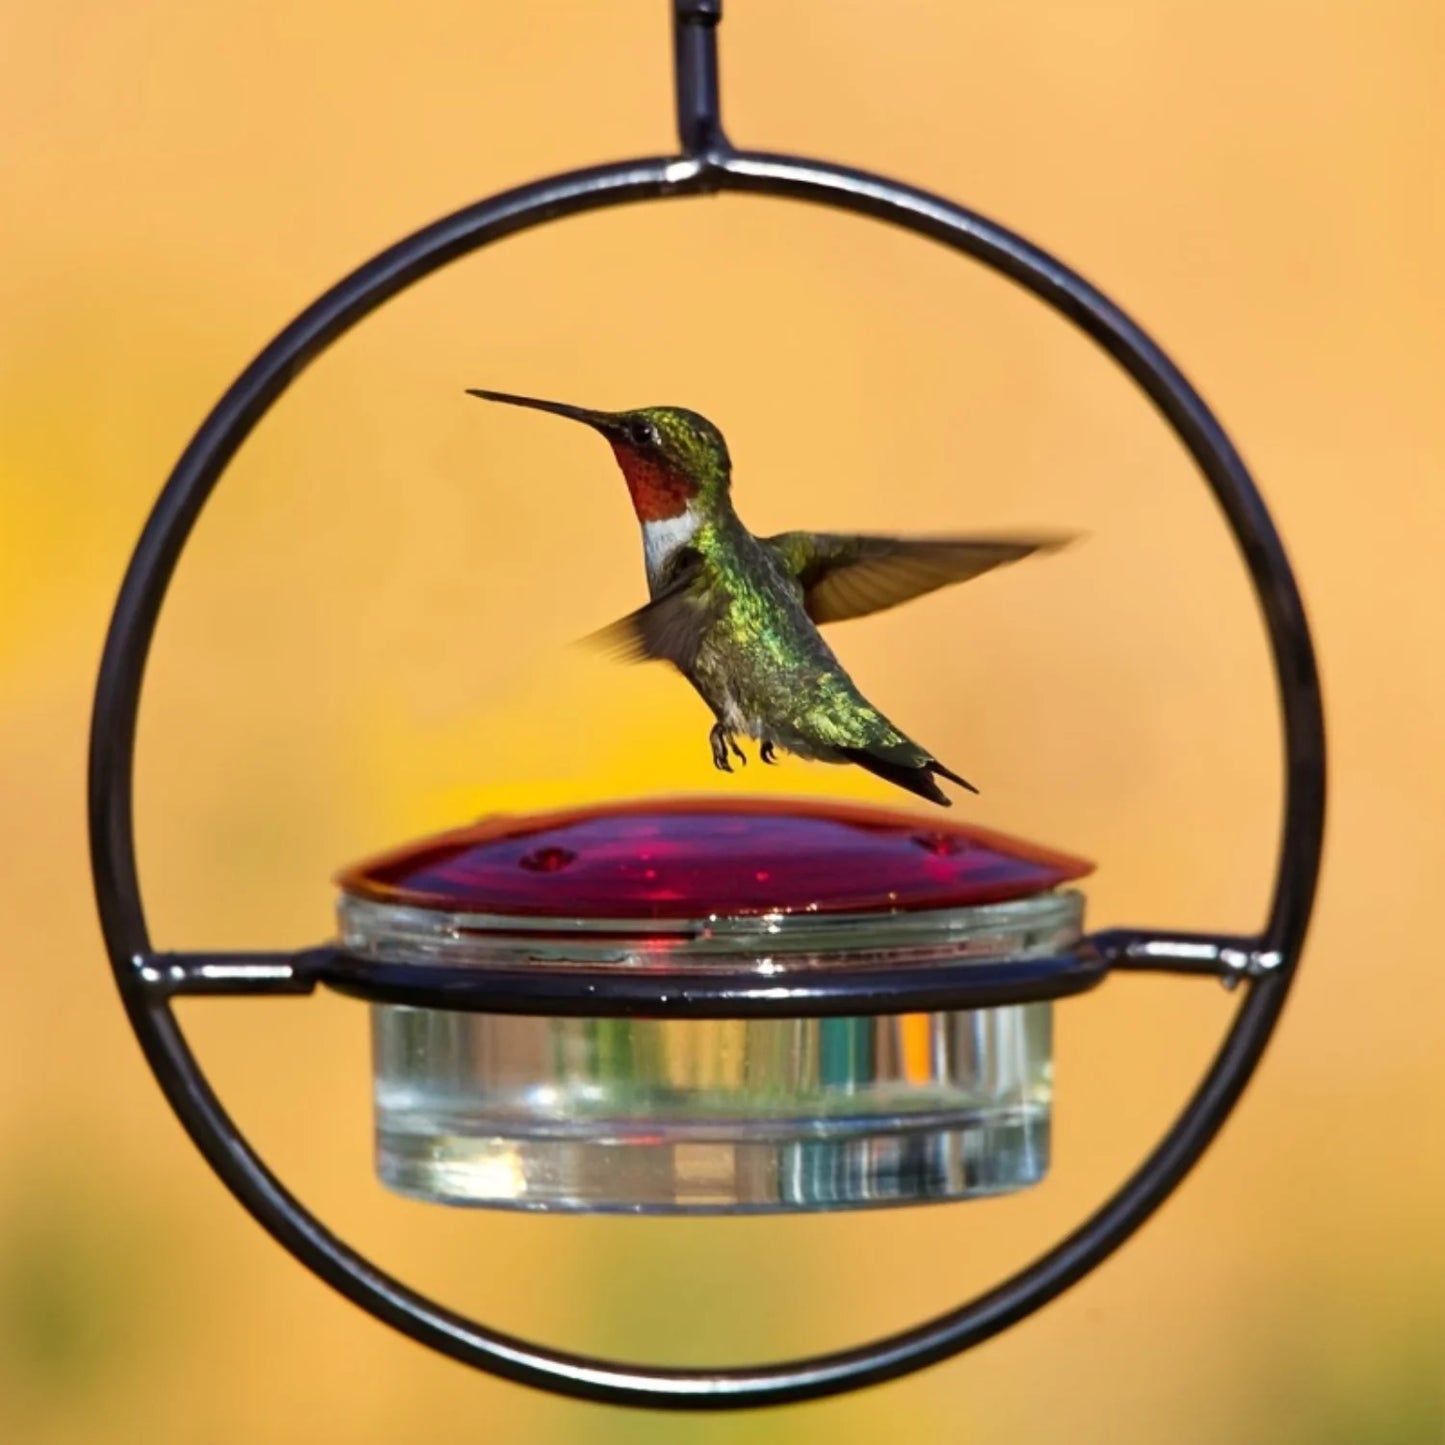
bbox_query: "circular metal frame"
[88,8,1325,1412]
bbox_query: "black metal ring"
[314,943,1110,1018]
[88,146,1324,1409]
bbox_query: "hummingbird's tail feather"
[927,759,980,796]
[839,747,976,807]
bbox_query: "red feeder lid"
[336,797,1093,921]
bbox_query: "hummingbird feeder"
[343,798,1093,1212]
[89,0,1325,1412]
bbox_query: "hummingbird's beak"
[466,389,612,431]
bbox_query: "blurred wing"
[580,555,713,670]
[767,531,1071,626]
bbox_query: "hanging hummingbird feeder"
[340,798,1094,1212]
[89,0,1325,1412]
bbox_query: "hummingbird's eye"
[627,418,658,449]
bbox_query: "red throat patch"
[608,442,697,522]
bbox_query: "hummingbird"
[468,390,1067,806]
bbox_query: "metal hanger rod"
[673,0,729,156]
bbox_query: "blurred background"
[2,2,1442,1440]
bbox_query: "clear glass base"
[377,1112,1049,1214]
[371,1006,1053,1213]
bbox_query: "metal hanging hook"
[673,0,730,158]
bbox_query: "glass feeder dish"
[334,799,1093,1213]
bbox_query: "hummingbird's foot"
[709,723,736,773]
[760,740,778,765]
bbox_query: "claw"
[709,723,734,773]
[711,721,748,772]
[760,740,778,765]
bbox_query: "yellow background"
[2,2,1441,1440]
